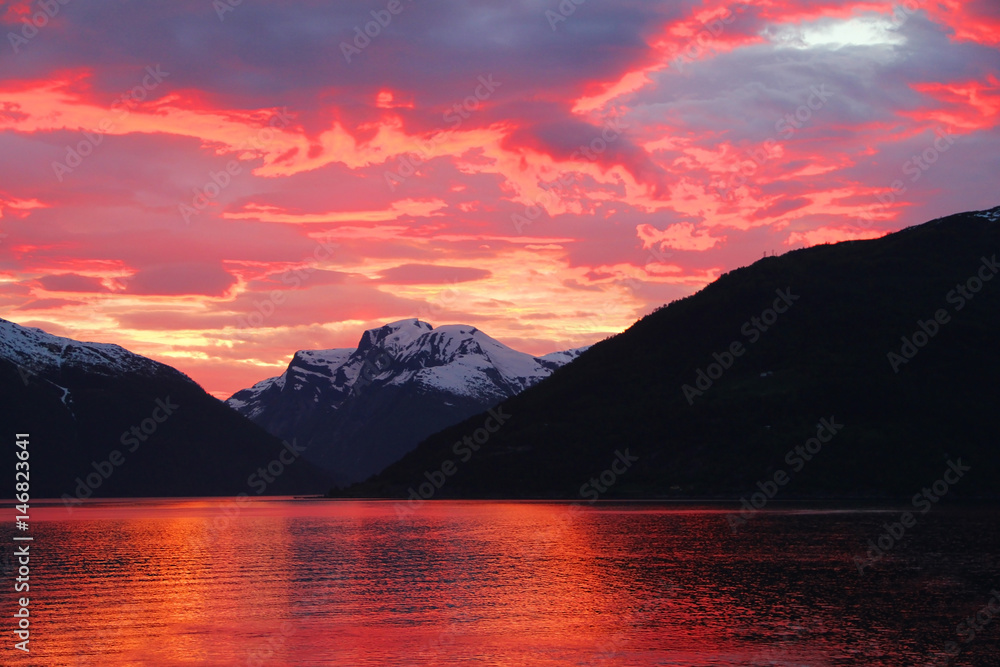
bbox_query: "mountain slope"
[227,320,587,485]
[341,205,1000,499]
[0,319,332,499]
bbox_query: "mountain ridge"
[338,204,1000,500]
[227,319,587,485]
[0,318,332,499]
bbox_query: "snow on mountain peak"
[225,319,590,484]
[0,317,176,379]
[228,320,587,411]
[358,318,434,357]
[539,347,590,367]
[975,206,1000,222]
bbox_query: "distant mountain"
[341,205,1000,500]
[0,319,331,500]
[227,319,587,485]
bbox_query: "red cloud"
[637,222,723,252]
[36,274,109,293]
[125,263,237,297]
[15,298,85,311]
[908,77,1000,131]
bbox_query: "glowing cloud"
[0,0,996,396]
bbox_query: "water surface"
[4,499,1000,665]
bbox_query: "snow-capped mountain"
[0,317,181,381]
[227,319,588,485]
[0,317,193,420]
[0,317,330,498]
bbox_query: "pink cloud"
[14,298,85,311]
[785,226,885,247]
[377,264,491,284]
[125,263,237,297]
[637,222,724,252]
[36,273,108,293]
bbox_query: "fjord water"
[8,500,1000,665]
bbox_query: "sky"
[1,0,998,398]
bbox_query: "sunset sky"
[1,0,998,398]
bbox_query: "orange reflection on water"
[5,499,998,665]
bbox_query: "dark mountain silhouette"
[338,205,1000,500]
[0,319,332,500]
